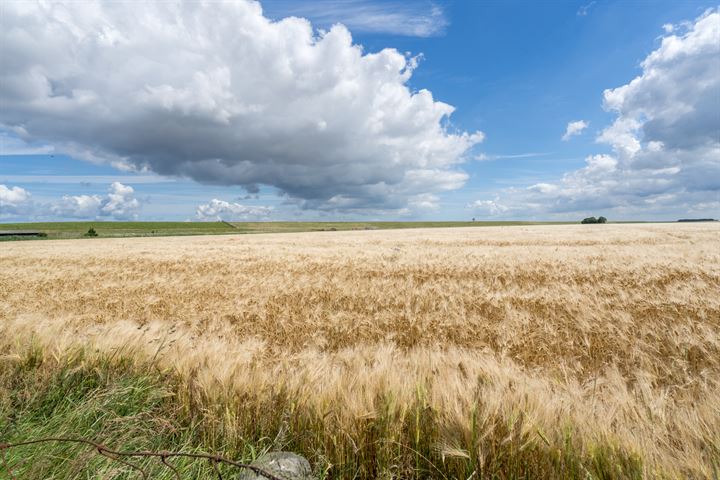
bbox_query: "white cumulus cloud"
[1,182,141,219]
[0,184,33,217]
[196,199,273,221]
[471,9,720,220]
[52,195,103,219]
[562,120,589,141]
[0,1,482,213]
[52,182,141,219]
[0,184,30,206]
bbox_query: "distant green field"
[0,220,569,240]
[0,221,236,240]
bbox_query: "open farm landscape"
[1,223,718,478]
[1,3,718,478]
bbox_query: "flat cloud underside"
[0,1,482,211]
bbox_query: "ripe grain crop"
[1,223,718,478]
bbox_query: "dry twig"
[0,437,285,480]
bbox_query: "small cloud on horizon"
[196,199,273,221]
[0,182,142,220]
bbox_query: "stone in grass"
[237,451,313,480]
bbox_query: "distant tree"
[84,227,98,237]
[581,216,607,224]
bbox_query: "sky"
[1,0,718,222]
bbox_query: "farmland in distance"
[0,220,569,240]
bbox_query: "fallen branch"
[0,437,285,480]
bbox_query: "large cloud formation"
[1,1,482,212]
[471,9,720,219]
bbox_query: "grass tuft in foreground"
[0,343,281,479]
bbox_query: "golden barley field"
[1,223,719,478]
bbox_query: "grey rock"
[237,451,313,480]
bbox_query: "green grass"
[0,220,570,241]
[0,346,276,479]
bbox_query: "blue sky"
[1,0,718,222]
